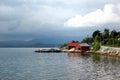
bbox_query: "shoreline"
[90,46,120,58]
[90,52,120,58]
[61,46,120,58]
[35,48,62,53]
[34,46,120,58]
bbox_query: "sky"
[0,0,120,43]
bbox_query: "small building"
[68,42,90,52]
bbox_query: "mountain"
[0,36,83,47]
[0,39,61,47]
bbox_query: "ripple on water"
[0,48,120,80]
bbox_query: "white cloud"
[0,5,15,18]
[64,3,120,27]
[1,0,120,40]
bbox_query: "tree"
[72,40,79,43]
[107,39,113,46]
[110,30,117,38]
[117,32,120,38]
[101,29,109,45]
[93,42,100,51]
[102,28,109,39]
[94,35,101,42]
[117,40,120,47]
[81,28,120,49]
[81,37,93,45]
[92,30,101,39]
[60,43,68,49]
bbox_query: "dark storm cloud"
[0,0,120,41]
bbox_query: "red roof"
[68,42,79,46]
[68,42,90,51]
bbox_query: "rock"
[35,48,62,53]
[97,46,120,57]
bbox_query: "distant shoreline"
[1,46,120,58]
[0,46,59,48]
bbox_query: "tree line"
[81,29,120,51]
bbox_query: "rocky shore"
[35,48,62,53]
[34,46,120,58]
[95,46,120,57]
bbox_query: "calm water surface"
[0,48,120,80]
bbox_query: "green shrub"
[93,42,100,51]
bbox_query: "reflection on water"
[0,48,120,80]
[92,54,100,63]
[91,54,120,80]
[67,53,94,80]
[67,53,120,80]
[68,52,90,58]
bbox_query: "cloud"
[0,5,16,21]
[0,0,120,41]
[0,2,77,33]
[64,3,120,27]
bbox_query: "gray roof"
[79,43,90,47]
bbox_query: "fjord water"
[0,48,120,80]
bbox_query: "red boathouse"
[68,42,90,51]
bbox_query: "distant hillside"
[0,39,61,47]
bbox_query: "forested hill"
[81,29,120,51]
